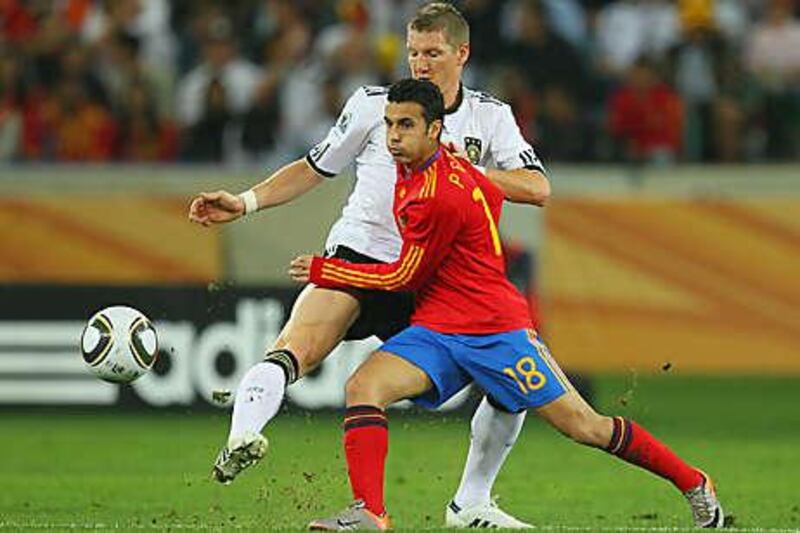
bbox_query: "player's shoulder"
[348,85,389,105]
[462,86,512,112]
[343,85,389,121]
[361,85,390,97]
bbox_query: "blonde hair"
[408,2,469,48]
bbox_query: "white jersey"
[305,85,545,262]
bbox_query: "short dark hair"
[409,2,469,48]
[387,78,444,126]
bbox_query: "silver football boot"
[308,500,390,530]
[684,470,725,528]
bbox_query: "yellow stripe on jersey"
[321,259,420,290]
[419,167,438,199]
[322,245,423,281]
[419,168,431,199]
[320,246,425,289]
[320,246,424,289]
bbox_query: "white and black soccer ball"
[80,306,158,384]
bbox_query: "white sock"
[453,397,526,509]
[227,361,287,444]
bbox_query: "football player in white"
[189,3,548,528]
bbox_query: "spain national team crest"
[464,137,482,164]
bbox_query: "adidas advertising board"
[0,285,473,410]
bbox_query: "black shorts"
[325,245,415,341]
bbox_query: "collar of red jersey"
[402,147,442,178]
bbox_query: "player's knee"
[345,371,386,407]
[271,331,328,376]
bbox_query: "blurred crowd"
[1,0,800,166]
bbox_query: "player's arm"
[484,167,550,207]
[291,198,459,291]
[188,159,323,226]
[486,104,551,206]
[446,146,549,207]
[189,86,378,226]
[249,159,325,208]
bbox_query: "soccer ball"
[80,306,159,384]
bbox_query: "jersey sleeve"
[309,195,461,292]
[305,86,384,178]
[490,103,546,174]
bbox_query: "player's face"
[385,102,441,167]
[407,29,468,98]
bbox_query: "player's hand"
[188,191,244,227]
[289,255,313,283]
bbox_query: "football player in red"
[292,79,724,531]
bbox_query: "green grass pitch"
[1,375,798,531]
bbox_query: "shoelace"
[216,447,231,465]
[217,445,252,475]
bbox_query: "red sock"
[606,417,702,493]
[343,405,388,516]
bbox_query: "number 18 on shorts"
[380,326,569,413]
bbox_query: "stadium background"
[1,0,799,530]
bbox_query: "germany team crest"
[464,137,482,164]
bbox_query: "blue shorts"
[380,325,569,412]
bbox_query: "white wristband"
[238,190,258,215]
[474,164,487,175]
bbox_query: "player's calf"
[536,390,612,448]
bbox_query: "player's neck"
[442,83,463,114]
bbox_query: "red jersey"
[309,147,532,334]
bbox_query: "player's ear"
[428,119,443,141]
[457,42,470,67]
